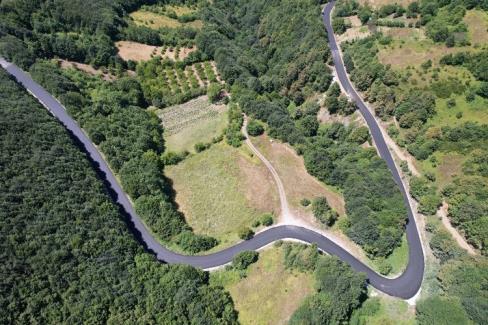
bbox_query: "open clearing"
[464,10,488,45]
[357,0,416,8]
[165,143,280,249]
[378,38,467,69]
[158,96,228,153]
[129,10,203,29]
[116,41,196,62]
[360,295,415,325]
[57,59,116,80]
[210,247,314,325]
[252,134,345,218]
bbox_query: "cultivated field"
[165,143,280,248]
[158,96,228,152]
[211,247,314,325]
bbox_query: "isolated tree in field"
[312,197,338,226]
[247,119,264,136]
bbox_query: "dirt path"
[242,117,380,268]
[437,201,477,255]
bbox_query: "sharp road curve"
[0,1,424,299]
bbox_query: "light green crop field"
[165,143,280,250]
[158,96,228,153]
[210,247,314,325]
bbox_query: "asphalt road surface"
[0,1,424,298]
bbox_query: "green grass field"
[427,95,488,128]
[210,247,314,325]
[383,234,409,275]
[165,143,279,250]
[355,295,416,325]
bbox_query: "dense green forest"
[0,70,237,323]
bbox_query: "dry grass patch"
[165,143,279,249]
[116,41,196,62]
[211,247,314,325]
[357,0,416,8]
[464,10,488,45]
[116,41,163,62]
[57,60,116,81]
[130,10,203,29]
[252,134,346,218]
[378,26,426,39]
[318,109,366,127]
[338,26,371,43]
[378,39,466,68]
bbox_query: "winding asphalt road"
[0,1,424,299]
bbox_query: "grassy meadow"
[165,143,279,250]
[210,247,314,325]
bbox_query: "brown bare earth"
[116,41,196,62]
[252,134,346,219]
[57,60,116,81]
[438,202,477,255]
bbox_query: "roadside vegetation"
[0,70,237,323]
